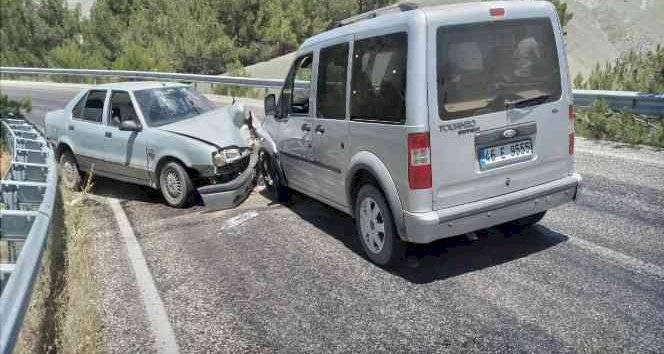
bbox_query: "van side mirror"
[118,119,142,132]
[264,94,277,117]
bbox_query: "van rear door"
[427,7,573,209]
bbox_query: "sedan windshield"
[437,18,562,120]
[134,86,216,126]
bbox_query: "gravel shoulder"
[87,194,156,354]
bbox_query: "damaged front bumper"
[197,152,258,210]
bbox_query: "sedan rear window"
[437,18,561,120]
[134,86,215,126]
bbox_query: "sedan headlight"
[212,148,244,168]
[212,151,226,167]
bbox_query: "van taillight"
[569,105,575,155]
[408,132,432,189]
[490,8,505,17]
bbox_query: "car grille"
[210,154,251,185]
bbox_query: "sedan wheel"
[159,161,194,208]
[59,151,81,190]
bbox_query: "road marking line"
[567,235,664,280]
[220,211,259,231]
[108,198,180,354]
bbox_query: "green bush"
[0,94,32,115]
[575,45,664,92]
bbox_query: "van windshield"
[437,18,561,120]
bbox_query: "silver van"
[259,1,581,266]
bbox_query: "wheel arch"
[346,152,406,240]
[55,142,74,161]
[154,155,200,188]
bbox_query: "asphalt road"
[2,80,663,353]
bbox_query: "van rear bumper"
[402,174,581,244]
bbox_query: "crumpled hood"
[158,105,250,148]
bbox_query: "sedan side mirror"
[118,120,142,132]
[264,94,277,117]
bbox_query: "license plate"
[479,139,532,168]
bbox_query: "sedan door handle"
[314,125,325,134]
[68,125,75,131]
[105,132,112,138]
[301,124,311,132]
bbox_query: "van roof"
[300,1,555,49]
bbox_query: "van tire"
[510,211,547,229]
[354,184,405,267]
[159,161,194,208]
[59,150,82,191]
[259,150,289,202]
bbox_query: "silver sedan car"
[45,82,257,208]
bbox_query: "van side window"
[80,90,107,123]
[350,32,407,124]
[280,54,313,116]
[71,93,87,119]
[317,43,349,119]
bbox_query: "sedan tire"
[354,184,406,267]
[59,150,81,191]
[259,150,289,202]
[159,161,194,208]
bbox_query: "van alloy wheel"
[354,184,405,266]
[359,196,386,254]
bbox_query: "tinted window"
[108,91,139,126]
[317,43,349,119]
[437,18,561,120]
[350,32,407,124]
[81,90,107,123]
[280,55,313,116]
[134,86,215,127]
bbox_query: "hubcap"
[359,197,385,254]
[62,159,77,185]
[164,168,182,199]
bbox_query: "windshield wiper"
[506,94,551,109]
[186,98,201,115]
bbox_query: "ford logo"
[503,129,517,138]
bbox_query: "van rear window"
[437,18,561,120]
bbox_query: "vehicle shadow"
[277,190,569,285]
[85,175,163,204]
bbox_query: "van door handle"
[314,125,325,134]
[68,125,75,131]
[105,132,112,138]
[301,123,311,132]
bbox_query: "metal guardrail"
[1,66,663,115]
[573,90,664,116]
[0,114,56,354]
[0,66,289,89]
